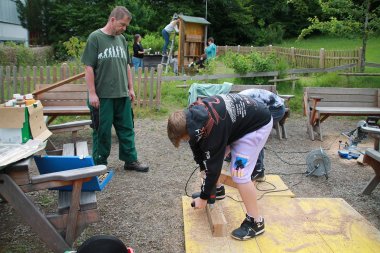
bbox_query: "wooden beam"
[206,201,228,237]
[33,72,85,96]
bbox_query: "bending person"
[162,17,179,55]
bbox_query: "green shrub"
[141,33,163,53]
[63,37,86,63]
[223,51,288,84]
[0,42,53,66]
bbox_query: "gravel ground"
[0,116,379,253]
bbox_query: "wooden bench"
[230,84,294,139]
[360,126,380,195]
[303,87,380,141]
[0,143,106,252]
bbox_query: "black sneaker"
[191,185,226,200]
[231,215,265,241]
[124,161,149,172]
[224,153,232,162]
[251,169,265,182]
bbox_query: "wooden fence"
[0,63,162,109]
[217,45,362,70]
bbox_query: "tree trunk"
[360,0,371,72]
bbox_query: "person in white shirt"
[162,17,179,55]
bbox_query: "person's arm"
[85,66,99,109]
[174,20,179,33]
[127,64,135,102]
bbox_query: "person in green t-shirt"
[81,6,149,172]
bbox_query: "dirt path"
[1,116,379,253]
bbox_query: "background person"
[162,17,179,55]
[188,37,217,68]
[132,34,144,70]
[82,6,149,172]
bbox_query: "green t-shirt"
[81,29,129,98]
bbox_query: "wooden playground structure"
[177,14,211,70]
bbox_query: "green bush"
[0,42,53,66]
[141,33,173,54]
[63,36,86,63]
[222,51,288,84]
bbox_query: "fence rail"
[0,64,162,110]
[217,45,362,70]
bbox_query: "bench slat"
[38,92,88,100]
[305,87,377,96]
[366,149,380,162]
[37,84,87,92]
[316,101,378,108]
[58,191,97,214]
[63,143,75,156]
[48,120,92,130]
[316,107,380,114]
[76,141,89,157]
[31,165,107,184]
[309,94,377,103]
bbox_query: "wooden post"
[156,64,163,110]
[12,66,17,96]
[137,67,142,109]
[19,66,24,94]
[143,67,148,108]
[319,48,325,69]
[0,66,3,103]
[290,47,295,67]
[149,67,154,109]
[358,47,363,71]
[269,45,273,52]
[26,66,31,93]
[46,66,51,84]
[53,66,57,83]
[39,66,44,85]
[225,45,228,54]
[237,45,240,53]
[5,66,11,100]
[32,66,37,91]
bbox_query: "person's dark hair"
[109,6,132,21]
[134,34,141,44]
[208,37,214,43]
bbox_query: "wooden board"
[182,197,380,253]
[219,171,295,198]
[206,201,228,237]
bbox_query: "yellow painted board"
[221,173,295,198]
[297,198,380,253]
[182,196,261,253]
[247,197,333,253]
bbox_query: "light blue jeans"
[132,57,143,71]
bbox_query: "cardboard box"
[0,101,51,144]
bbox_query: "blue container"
[34,155,114,191]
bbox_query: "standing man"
[82,6,149,172]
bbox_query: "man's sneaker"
[124,161,149,172]
[251,169,265,182]
[231,215,265,241]
[191,185,226,200]
[224,152,232,162]
[188,62,194,68]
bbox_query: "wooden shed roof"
[179,15,210,25]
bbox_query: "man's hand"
[192,197,207,209]
[89,92,99,108]
[129,89,135,102]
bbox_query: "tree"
[14,0,53,45]
[298,0,380,71]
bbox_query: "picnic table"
[0,141,106,252]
